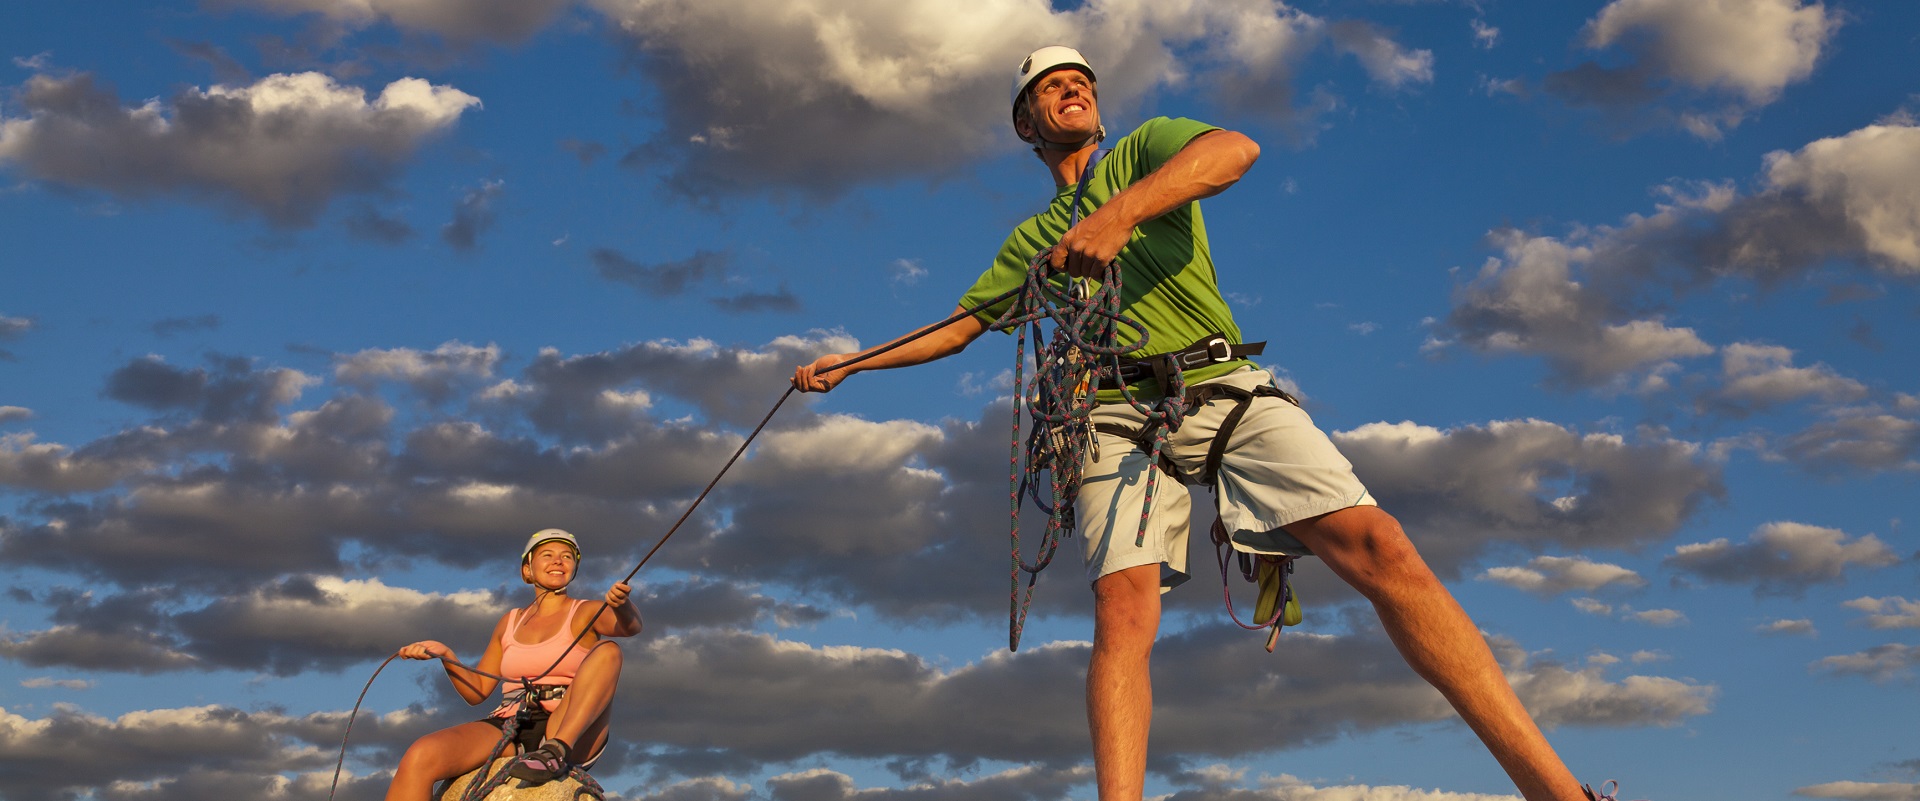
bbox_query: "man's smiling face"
[1021,67,1099,143]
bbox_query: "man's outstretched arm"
[792,305,989,393]
[1054,129,1260,278]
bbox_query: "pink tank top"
[491,598,593,717]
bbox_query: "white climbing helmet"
[521,528,580,585]
[1011,46,1097,112]
[1010,45,1104,150]
[522,528,579,562]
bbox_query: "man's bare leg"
[1285,506,1584,801]
[1089,563,1163,801]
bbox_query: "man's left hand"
[1051,204,1133,278]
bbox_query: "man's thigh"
[1168,370,1375,556]
[1077,404,1194,589]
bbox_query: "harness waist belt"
[1098,334,1265,389]
[507,684,568,703]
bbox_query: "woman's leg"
[386,721,509,801]
[536,642,623,762]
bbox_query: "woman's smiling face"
[524,542,578,589]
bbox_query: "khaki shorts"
[1077,367,1375,588]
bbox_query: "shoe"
[1583,781,1641,801]
[506,746,567,785]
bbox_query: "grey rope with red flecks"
[988,248,1204,651]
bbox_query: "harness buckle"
[1175,336,1234,368]
[1204,336,1233,363]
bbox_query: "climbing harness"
[1092,378,1306,652]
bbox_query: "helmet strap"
[1032,124,1105,154]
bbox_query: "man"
[793,46,1609,801]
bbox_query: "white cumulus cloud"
[0,72,478,225]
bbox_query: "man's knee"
[1298,508,1438,598]
[1091,565,1161,646]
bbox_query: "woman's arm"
[395,613,509,706]
[590,581,643,638]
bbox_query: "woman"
[387,528,642,800]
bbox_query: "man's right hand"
[792,354,851,393]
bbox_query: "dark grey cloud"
[0,574,817,676]
[0,71,478,226]
[2,334,1717,678]
[1543,62,1661,108]
[0,313,32,343]
[766,765,1092,801]
[1793,779,1920,801]
[97,768,388,801]
[1544,0,1838,139]
[169,576,506,674]
[10,623,1702,798]
[561,138,607,165]
[0,704,361,801]
[0,624,201,673]
[1439,119,1920,390]
[1698,342,1868,418]
[0,315,27,360]
[1844,596,1920,630]
[39,338,1726,625]
[1477,555,1647,595]
[0,430,152,492]
[597,625,1708,771]
[103,354,315,423]
[343,202,416,244]
[1327,20,1434,90]
[150,313,222,338]
[334,341,499,405]
[1442,231,1714,390]
[214,0,573,43]
[616,776,755,801]
[640,577,829,631]
[498,333,849,434]
[1334,419,1723,576]
[1811,643,1920,683]
[3,338,844,587]
[1665,521,1899,596]
[441,179,503,252]
[1780,408,1920,473]
[591,248,727,297]
[168,39,252,84]
[710,285,802,314]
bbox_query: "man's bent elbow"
[1217,130,1260,181]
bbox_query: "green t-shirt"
[958,116,1250,401]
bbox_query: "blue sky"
[2,1,1917,800]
